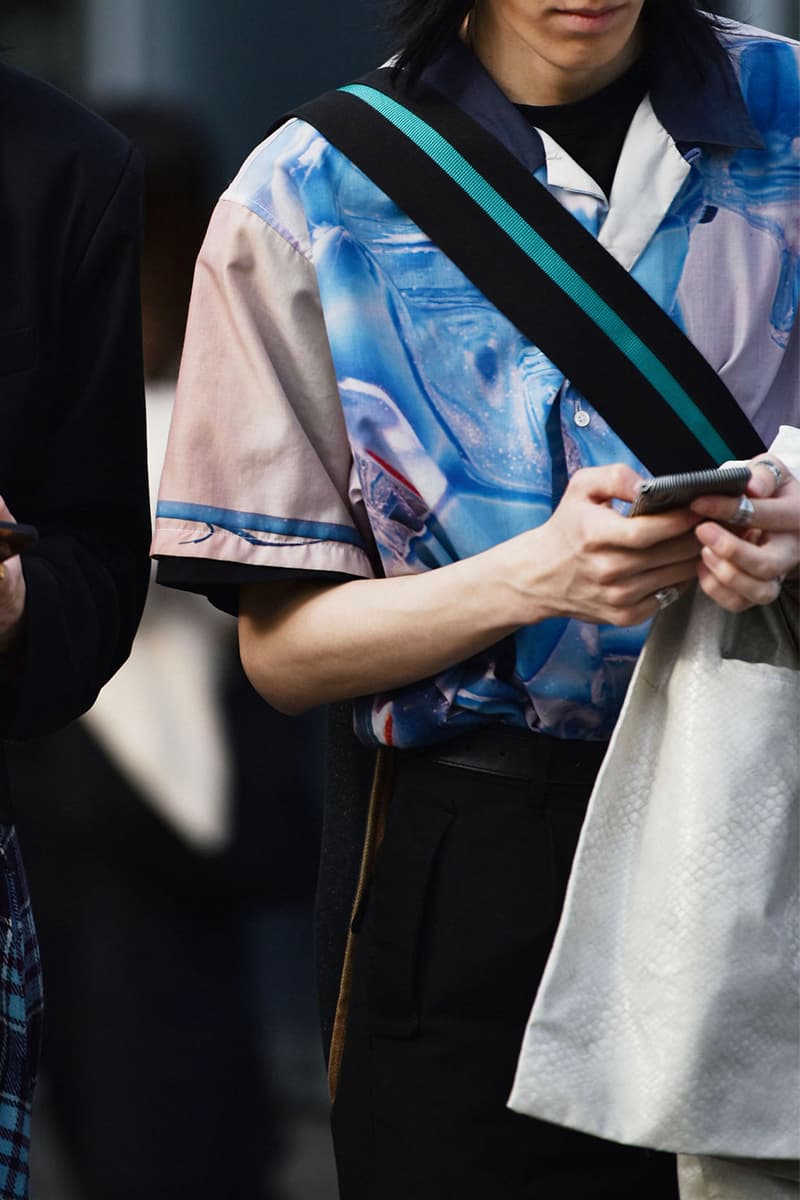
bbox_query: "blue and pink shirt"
[154,22,800,747]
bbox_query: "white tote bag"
[509,582,800,1160]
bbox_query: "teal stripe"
[340,83,732,464]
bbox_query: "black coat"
[0,65,150,811]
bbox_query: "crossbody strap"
[288,69,765,475]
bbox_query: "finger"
[621,530,702,575]
[598,572,694,627]
[567,463,645,505]
[691,494,799,534]
[604,555,699,612]
[0,496,15,523]
[623,509,703,548]
[690,492,752,525]
[696,560,754,612]
[747,456,789,499]
[695,549,786,609]
[588,530,701,590]
[699,546,782,607]
[694,520,792,578]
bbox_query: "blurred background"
[0,1,796,1199]
[2,5,384,1200]
[1,1,795,183]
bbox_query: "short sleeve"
[152,195,376,610]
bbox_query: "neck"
[466,4,644,106]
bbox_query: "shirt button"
[574,402,590,428]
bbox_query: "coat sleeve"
[0,148,151,739]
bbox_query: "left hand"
[690,456,800,612]
[0,497,27,651]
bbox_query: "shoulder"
[221,117,337,255]
[716,16,799,48]
[0,63,133,180]
[717,20,800,135]
[0,64,139,241]
[220,69,403,254]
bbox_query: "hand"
[690,455,800,611]
[505,464,702,627]
[0,497,27,652]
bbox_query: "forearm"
[239,464,704,714]
[239,540,530,714]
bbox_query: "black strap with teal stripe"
[287,69,765,475]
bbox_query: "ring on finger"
[729,494,755,528]
[653,586,680,610]
[756,458,783,489]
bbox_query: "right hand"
[0,496,27,653]
[501,464,703,628]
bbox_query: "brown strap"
[327,746,394,1101]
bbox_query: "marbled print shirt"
[154,22,800,747]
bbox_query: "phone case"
[630,466,752,516]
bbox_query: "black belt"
[402,724,609,786]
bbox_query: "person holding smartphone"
[0,63,149,1199]
[153,1,799,1196]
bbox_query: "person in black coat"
[0,63,149,1199]
[8,100,326,1200]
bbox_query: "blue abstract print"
[229,27,799,746]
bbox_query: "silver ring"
[653,586,680,610]
[729,494,755,527]
[755,458,783,489]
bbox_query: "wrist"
[468,528,558,631]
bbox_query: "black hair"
[385,0,731,84]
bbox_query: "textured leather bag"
[509,581,800,1159]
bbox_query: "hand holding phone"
[629,466,752,517]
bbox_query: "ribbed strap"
[287,70,765,474]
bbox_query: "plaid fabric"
[0,828,42,1199]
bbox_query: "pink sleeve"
[152,197,375,579]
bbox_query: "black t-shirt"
[516,56,648,199]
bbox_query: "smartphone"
[629,465,752,517]
[0,521,39,555]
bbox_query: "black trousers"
[332,733,679,1199]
